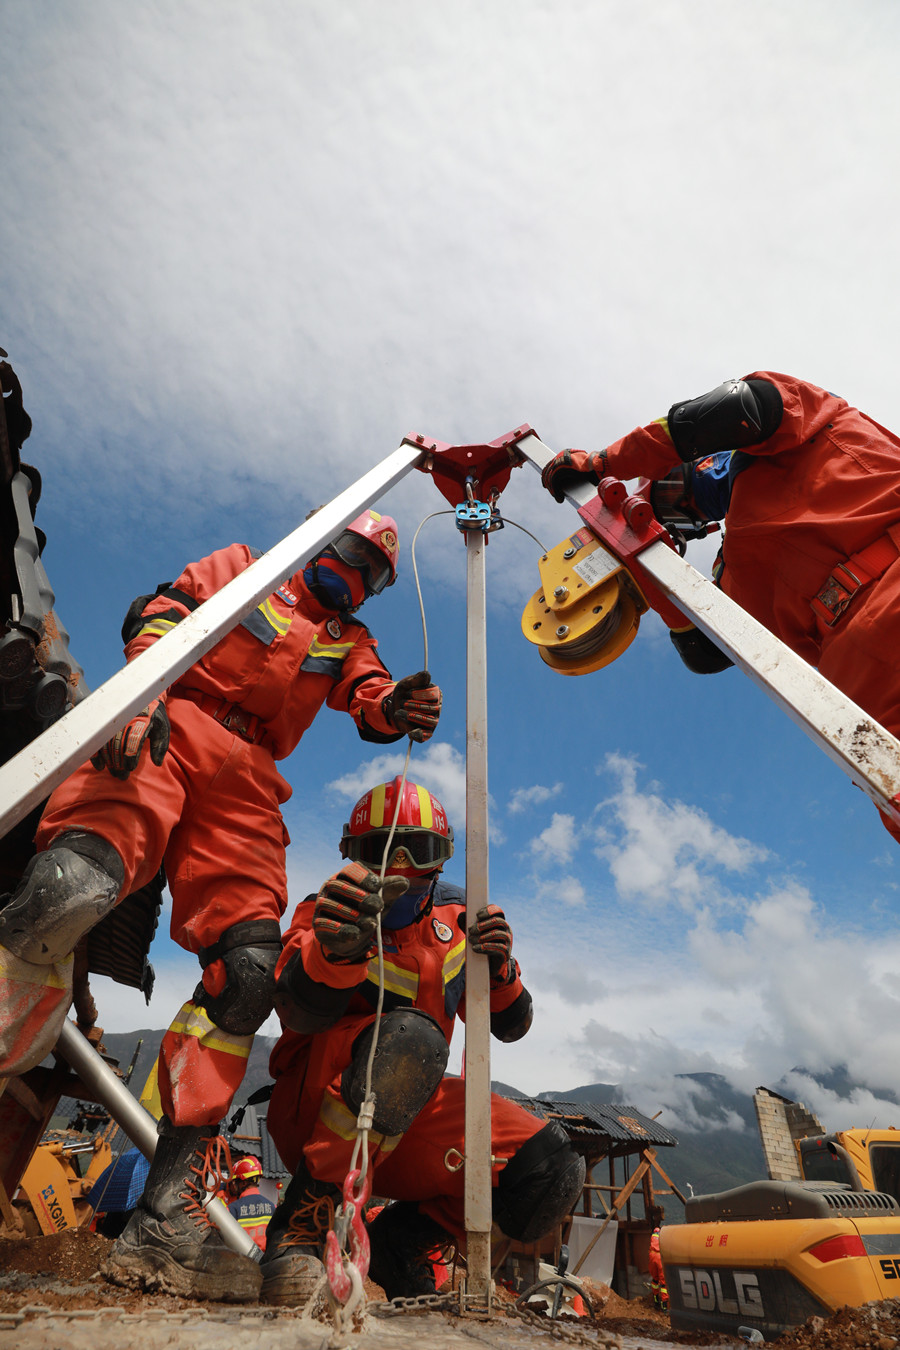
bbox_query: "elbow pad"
[491,988,534,1043]
[670,625,734,674]
[667,378,783,463]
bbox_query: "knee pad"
[341,1008,449,1135]
[493,1121,586,1243]
[0,831,125,964]
[195,920,282,1035]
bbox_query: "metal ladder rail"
[0,442,423,842]
[517,433,900,827]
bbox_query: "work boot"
[102,1118,262,1302]
[259,1157,339,1306]
[367,1201,451,1300]
[0,833,125,1075]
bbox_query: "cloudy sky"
[5,0,900,1138]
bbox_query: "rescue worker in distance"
[0,509,442,1303]
[259,777,586,1306]
[227,1155,275,1251]
[542,371,900,843]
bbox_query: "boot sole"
[260,1271,325,1307]
[102,1247,262,1303]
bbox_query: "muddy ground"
[1,1229,899,1347]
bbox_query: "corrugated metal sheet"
[508,1095,678,1148]
[222,1104,290,1178]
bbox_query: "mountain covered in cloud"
[70,1032,898,1222]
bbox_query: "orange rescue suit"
[38,544,404,1124]
[267,885,543,1246]
[601,372,900,839]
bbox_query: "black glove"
[91,697,170,780]
[313,863,409,964]
[541,449,606,503]
[383,670,442,742]
[467,904,515,986]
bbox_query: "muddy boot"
[0,833,125,1075]
[102,1118,262,1302]
[259,1157,339,1306]
[367,1201,450,1300]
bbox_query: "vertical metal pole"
[464,527,493,1304]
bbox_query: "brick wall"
[753,1087,824,1181]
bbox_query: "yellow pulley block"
[521,527,647,675]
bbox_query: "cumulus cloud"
[530,812,580,866]
[594,753,767,907]
[328,741,468,823]
[508,782,564,814]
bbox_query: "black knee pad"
[195,920,282,1036]
[341,1008,449,1135]
[493,1121,586,1243]
[0,831,125,964]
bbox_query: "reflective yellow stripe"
[654,416,673,442]
[138,618,178,639]
[442,939,466,988]
[167,1002,252,1059]
[368,959,418,1001]
[318,1093,401,1153]
[415,784,433,828]
[370,782,387,828]
[306,635,354,661]
[259,597,291,636]
[0,950,72,988]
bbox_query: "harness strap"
[169,686,272,747]
[812,525,900,629]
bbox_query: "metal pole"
[56,1020,259,1259]
[517,434,900,824]
[464,527,493,1304]
[0,443,423,841]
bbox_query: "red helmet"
[232,1156,262,1183]
[329,509,399,596]
[340,777,454,876]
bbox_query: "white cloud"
[328,741,467,824]
[530,812,579,867]
[594,753,768,908]
[508,782,564,814]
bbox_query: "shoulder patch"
[432,918,453,943]
[326,617,342,639]
[276,583,299,606]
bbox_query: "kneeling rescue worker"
[0,510,442,1302]
[259,777,586,1305]
[542,371,900,845]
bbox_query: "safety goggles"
[343,826,454,872]
[329,532,393,595]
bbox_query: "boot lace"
[181,1133,233,1228]
[282,1187,336,1249]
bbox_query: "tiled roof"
[507,1094,678,1148]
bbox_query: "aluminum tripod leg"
[464,528,492,1304]
[0,442,423,842]
[518,434,900,828]
[56,1020,259,1259]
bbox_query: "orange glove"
[313,863,408,964]
[383,670,442,742]
[468,904,515,986]
[90,697,170,780]
[541,449,607,503]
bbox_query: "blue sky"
[4,0,900,1137]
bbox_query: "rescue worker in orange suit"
[258,777,586,1306]
[0,509,442,1303]
[227,1156,275,1251]
[648,1226,668,1310]
[542,371,900,844]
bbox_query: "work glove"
[467,904,516,986]
[90,697,170,780]
[383,670,442,742]
[313,862,409,964]
[541,449,606,503]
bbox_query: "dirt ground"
[2,1229,899,1347]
